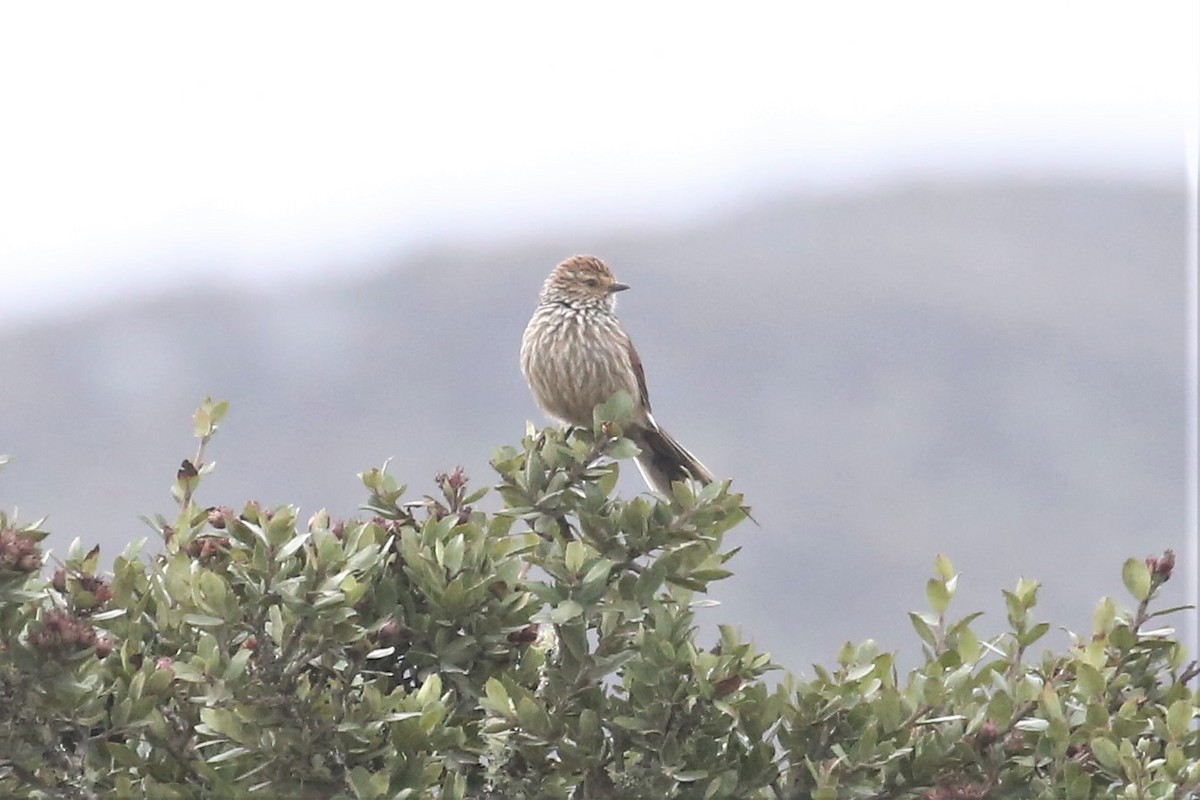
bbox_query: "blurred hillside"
[0,176,1188,671]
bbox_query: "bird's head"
[540,255,630,309]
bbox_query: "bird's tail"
[633,423,714,495]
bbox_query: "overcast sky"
[1,3,1196,322]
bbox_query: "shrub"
[0,398,1196,798]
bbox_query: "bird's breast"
[521,305,638,428]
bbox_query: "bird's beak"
[609,282,630,293]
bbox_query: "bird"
[520,254,715,495]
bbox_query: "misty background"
[1,4,1197,672]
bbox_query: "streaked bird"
[520,255,714,494]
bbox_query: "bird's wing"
[623,333,653,414]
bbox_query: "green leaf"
[484,678,511,716]
[612,715,651,731]
[264,509,298,549]
[1090,736,1121,771]
[1166,698,1193,740]
[564,540,586,574]
[926,578,951,615]
[845,663,874,682]
[348,765,384,800]
[581,558,615,588]
[550,599,584,623]
[687,567,733,583]
[1014,577,1040,606]
[224,648,252,680]
[415,673,442,705]
[1121,557,1151,602]
[955,626,981,662]
[366,647,396,660]
[276,530,310,561]
[933,553,954,581]
[1020,621,1050,647]
[606,437,642,460]
[440,535,465,575]
[207,398,230,426]
[1013,717,1049,732]
[671,479,696,509]
[1074,663,1106,697]
[1092,596,1117,635]
[670,769,710,783]
[193,406,213,438]
[909,611,937,647]
[595,462,620,495]
[90,608,128,622]
[198,570,228,606]
[206,746,250,764]
[199,707,244,742]
[516,697,553,738]
[593,390,635,426]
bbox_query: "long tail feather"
[633,425,714,495]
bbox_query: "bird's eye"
[584,278,599,288]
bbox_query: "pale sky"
[1,2,1196,322]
